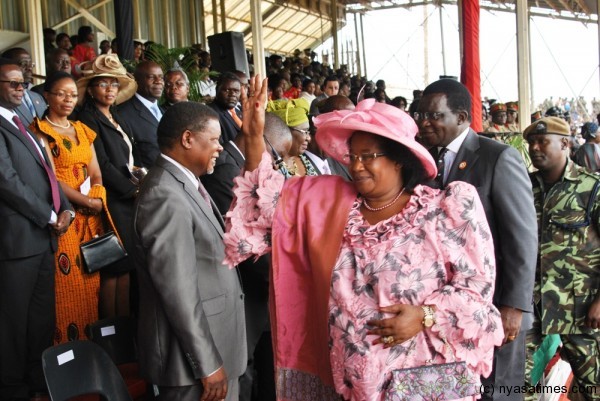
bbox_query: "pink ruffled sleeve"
[223,152,285,268]
[423,182,504,377]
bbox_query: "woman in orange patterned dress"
[29,72,106,343]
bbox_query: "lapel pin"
[458,161,467,170]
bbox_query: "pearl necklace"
[45,116,71,129]
[363,187,406,212]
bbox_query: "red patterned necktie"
[197,182,212,209]
[12,115,61,212]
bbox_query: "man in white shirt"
[117,61,165,168]
[0,59,73,401]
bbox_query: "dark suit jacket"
[117,96,162,168]
[134,156,246,386]
[442,130,537,325]
[201,141,244,216]
[0,113,70,259]
[77,102,139,273]
[208,102,241,145]
[15,90,46,127]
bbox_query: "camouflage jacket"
[531,159,600,334]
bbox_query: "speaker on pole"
[208,32,249,76]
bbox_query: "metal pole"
[212,0,219,34]
[360,12,367,78]
[516,0,532,130]
[199,0,206,47]
[29,0,46,82]
[332,0,339,69]
[423,3,429,84]
[439,5,447,75]
[220,0,227,33]
[250,0,266,78]
[353,13,362,77]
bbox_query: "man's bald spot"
[265,112,292,155]
[318,95,355,114]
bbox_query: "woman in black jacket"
[75,54,140,318]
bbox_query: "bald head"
[318,95,355,114]
[265,113,293,158]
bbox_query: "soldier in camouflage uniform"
[524,117,600,401]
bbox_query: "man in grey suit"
[1,48,46,127]
[417,79,537,401]
[133,102,246,401]
[0,59,73,401]
[118,61,165,168]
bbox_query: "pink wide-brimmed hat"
[313,99,437,179]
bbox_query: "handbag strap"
[422,332,456,364]
[87,184,124,245]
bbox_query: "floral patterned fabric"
[224,153,503,401]
[30,119,104,343]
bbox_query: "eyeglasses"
[343,152,387,164]
[165,81,188,89]
[291,128,310,136]
[91,82,121,89]
[18,60,35,69]
[413,111,445,121]
[48,91,78,100]
[0,80,26,89]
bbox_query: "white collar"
[443,126,470,154]
[160,153,199,189]
[0,106,18,128]
[135,92,160,111]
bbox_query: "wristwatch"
[422,305,436,328]
[65,210,76,220]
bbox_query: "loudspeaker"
[208,32,249,76]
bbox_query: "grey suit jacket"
[15,90,46,127]
[117,96,162,168]
[444,130,537,327]
[134,156,246,387]
[0,114,70,259]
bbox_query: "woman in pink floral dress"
[225,77,504,401]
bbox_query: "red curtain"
[460,0,482,132]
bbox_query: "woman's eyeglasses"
[165,81,188,89]
[291,128,310,136]
[48,91,78,100]
[91,82,121,89]
[343,152,387,164]
[0,80,26,89]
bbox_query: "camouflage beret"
[490,103,507,114]
[523,116,570,139]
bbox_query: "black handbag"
[80,231,128,274]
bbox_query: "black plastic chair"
[42,340,133,401]
[86,317,137,365]
[86,317,146,400]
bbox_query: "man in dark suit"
[417,79,537,401]
[0,59,73,401]
[208,72,242,145]
[133,102,246,401]
[118,61,165,168]
[1,48,46,127]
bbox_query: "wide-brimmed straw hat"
[76,54,137,106]
[313,99,437,179]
